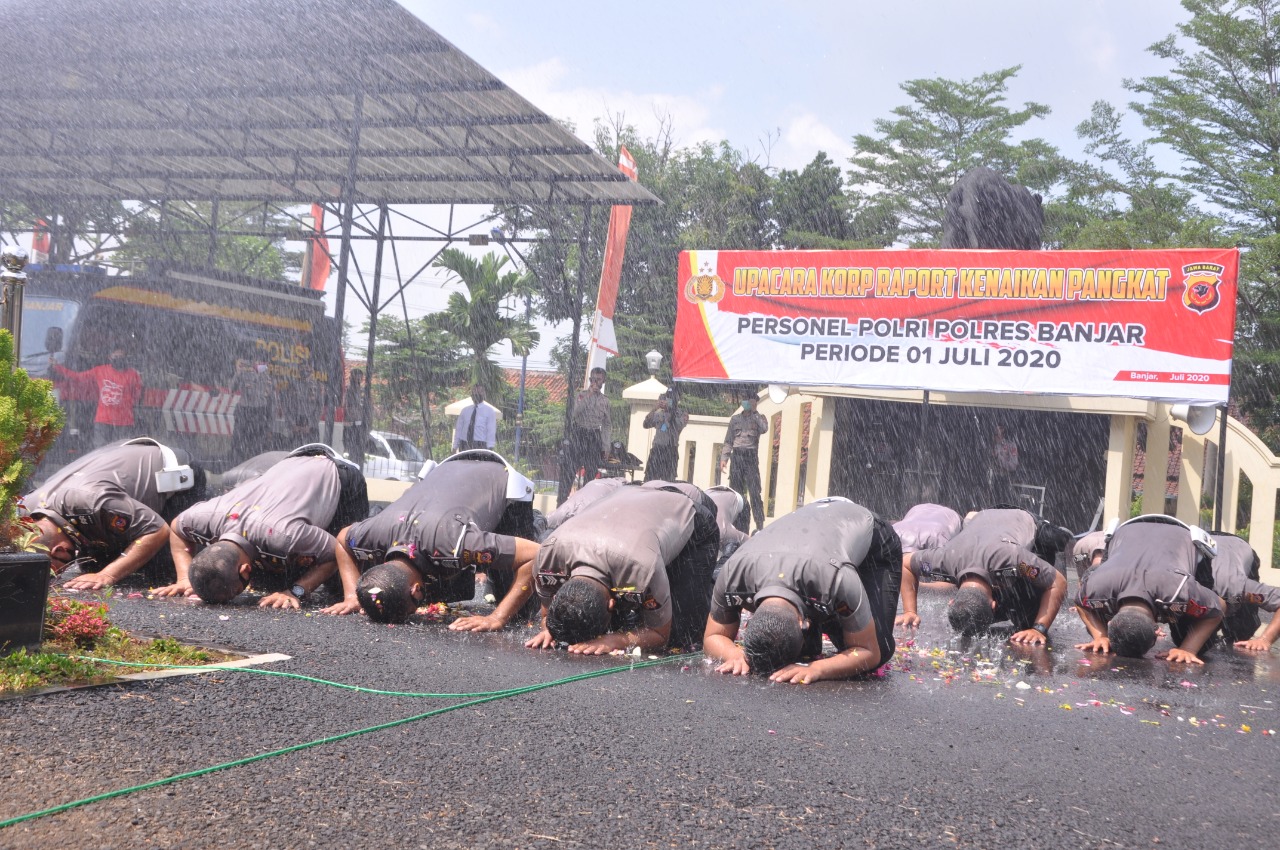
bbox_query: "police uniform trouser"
[656,492,720,648]
[567,428,603,484]
[729,447,765,533]
[800,515,902,669]
[644,444,678,483]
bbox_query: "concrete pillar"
[1103,414,1137,526]
[1250,484,1276,571]
[805,398,834,504]
[1142,405,1172,516]
[1175,425,1207,527]
[772,397,804,519]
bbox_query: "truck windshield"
[19,296,80,376]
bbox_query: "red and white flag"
[31,219,50,264]
[584,146,638,385]
[305,203,331,291]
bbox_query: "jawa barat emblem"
[1182,262,1223,314]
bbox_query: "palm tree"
[433,248,539,403]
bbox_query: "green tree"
[1048,101,1224,249]
[364,314,467,456]
[847,66,1070,246]
[432,248,539,404]
[1127,0,1280,445]
[111,201,300,280]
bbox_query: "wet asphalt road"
[1,583,1277,850]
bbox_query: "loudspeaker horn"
[767,384,793,405]
[1170,403,1218,436]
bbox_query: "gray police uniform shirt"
[1075,522,1222,623]
[345,459,517,573]
[710,498,874,634]
[1072,530,1108,571]
[893,503,962,554]
[26,443,171,551]
[1210,534,1280,615]
[534,486,697,629]
[703,486,748,549]
[543,477,625,531]
[909,508,1056,591]
[175,455,339,574]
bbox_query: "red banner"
[674,248,1239,404]
[584,146,638,383]
[306,203,331,291]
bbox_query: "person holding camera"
[642,390,688,482]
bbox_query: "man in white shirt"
[453,385,498,451]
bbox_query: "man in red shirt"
[53,347,143,447]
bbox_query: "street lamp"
[645,349,663,376]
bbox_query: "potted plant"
[0,327,65,651]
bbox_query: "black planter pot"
[0,551,51,652]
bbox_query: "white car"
[361,430,427,481]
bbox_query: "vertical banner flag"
[306,203,331,291]
[673,248,1239,404]
[583,146,638,386]
[31,219,50,264]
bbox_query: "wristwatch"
[1030,623,1049,638]
[290,584,307,600]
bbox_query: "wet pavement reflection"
[887,587,1280,738]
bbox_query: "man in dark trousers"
[642,390,688,482]
[1074,516,1224,664]
[901,507,1069,643]
[322,453,540,628]
[1208,531,1280,652]
[25,438,207,589]
[563,366,611,494]
[719,391,768,534]
[155,446,364,608]
[526,483,720,653]
[702,497,901,683]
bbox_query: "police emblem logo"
[108,513,128,533]
[1016,560,1040,580]
[1181,263,1223,315]
[294,555,316,569]
[642,596,660,610]
[683,272,726,305]
[1244,591,1266,605]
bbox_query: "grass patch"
[1,595,238,694]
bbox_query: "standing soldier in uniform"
[230,358,277,459]
[154,450,359,607]
[900,507,1069,643]
[564,366,611,492]
[25,438,206,589]
[1074,517,1224,663]
[526,483,720,652]
[322,455,540,628]
[719,391,769,534]
[702,497,901,683]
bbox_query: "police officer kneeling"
[1074,516,1225,664]
[900,507,1069,643]
[526,482,720,653]
[26,438,206,590]
[702,497,901,683]
[322,452,540,628]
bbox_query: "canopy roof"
[0,0,657,206]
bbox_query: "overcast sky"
[373,1,1194,370]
